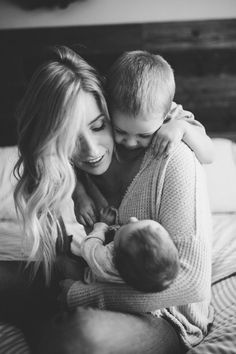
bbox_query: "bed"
[0,17,236,353]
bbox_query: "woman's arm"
[73,178,97,227]
[60,144,212,313]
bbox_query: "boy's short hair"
[114,224,179,293]
[107,50,175,119]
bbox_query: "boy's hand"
[151,119,186,159]
[74,195,97,227]
[100,207,117,226]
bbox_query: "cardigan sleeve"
[63,144,212,313]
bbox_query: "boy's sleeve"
[169,102,205,131]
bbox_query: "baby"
[79,207,180,293]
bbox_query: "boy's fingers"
[157,140,168,158]
[152,138,162,157]
[164,142,175,157]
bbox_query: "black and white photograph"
[0,1,236,353]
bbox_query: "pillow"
[0,146,19,220]
[204,138,236,213]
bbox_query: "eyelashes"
[114,129,152,139]
[92,121,105,131]
[91,117,106,132]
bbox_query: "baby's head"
[114,218,179,292]
[107,51,175,150]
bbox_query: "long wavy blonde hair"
[14,45,109,284]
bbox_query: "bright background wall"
[0,0,236,29]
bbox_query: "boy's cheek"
[114,134,122,144]
[145,137,153,147]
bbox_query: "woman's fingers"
[78,215,86,226]
[83,212,95,227]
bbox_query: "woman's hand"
[74,194,98,227]
[151,119,186,159]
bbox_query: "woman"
[14,45,212,353]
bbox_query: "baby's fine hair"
[107,50,175,119]
[14,45,108,283]
[114,224,179,292]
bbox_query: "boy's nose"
[79,135,98,156]
[124,137,138,148]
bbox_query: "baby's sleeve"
[81,225,123,283]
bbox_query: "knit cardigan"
[66,142,213,349]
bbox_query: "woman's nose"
[79,135,98,156]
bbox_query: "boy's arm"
[152,102,214,164]
[181,119,214,164]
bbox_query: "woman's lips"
[82,154,105,167]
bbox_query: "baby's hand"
[151,119,185,159]
[100,207,117,226]
[74,195,97,227]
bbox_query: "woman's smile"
[81,154,105,167]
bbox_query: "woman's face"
[72,91,114,175]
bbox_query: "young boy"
[73,51,214,227]
[77,207,180,292]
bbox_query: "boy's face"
[112,110,164,150]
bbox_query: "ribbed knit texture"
[0,322,30,353]
[67,143,213,349]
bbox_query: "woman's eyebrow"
[89,114,104,125]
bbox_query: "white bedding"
[188,275,236,354]
[185,212,236,353]
[212,213,236,284]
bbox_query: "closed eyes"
[114,128,152,139]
